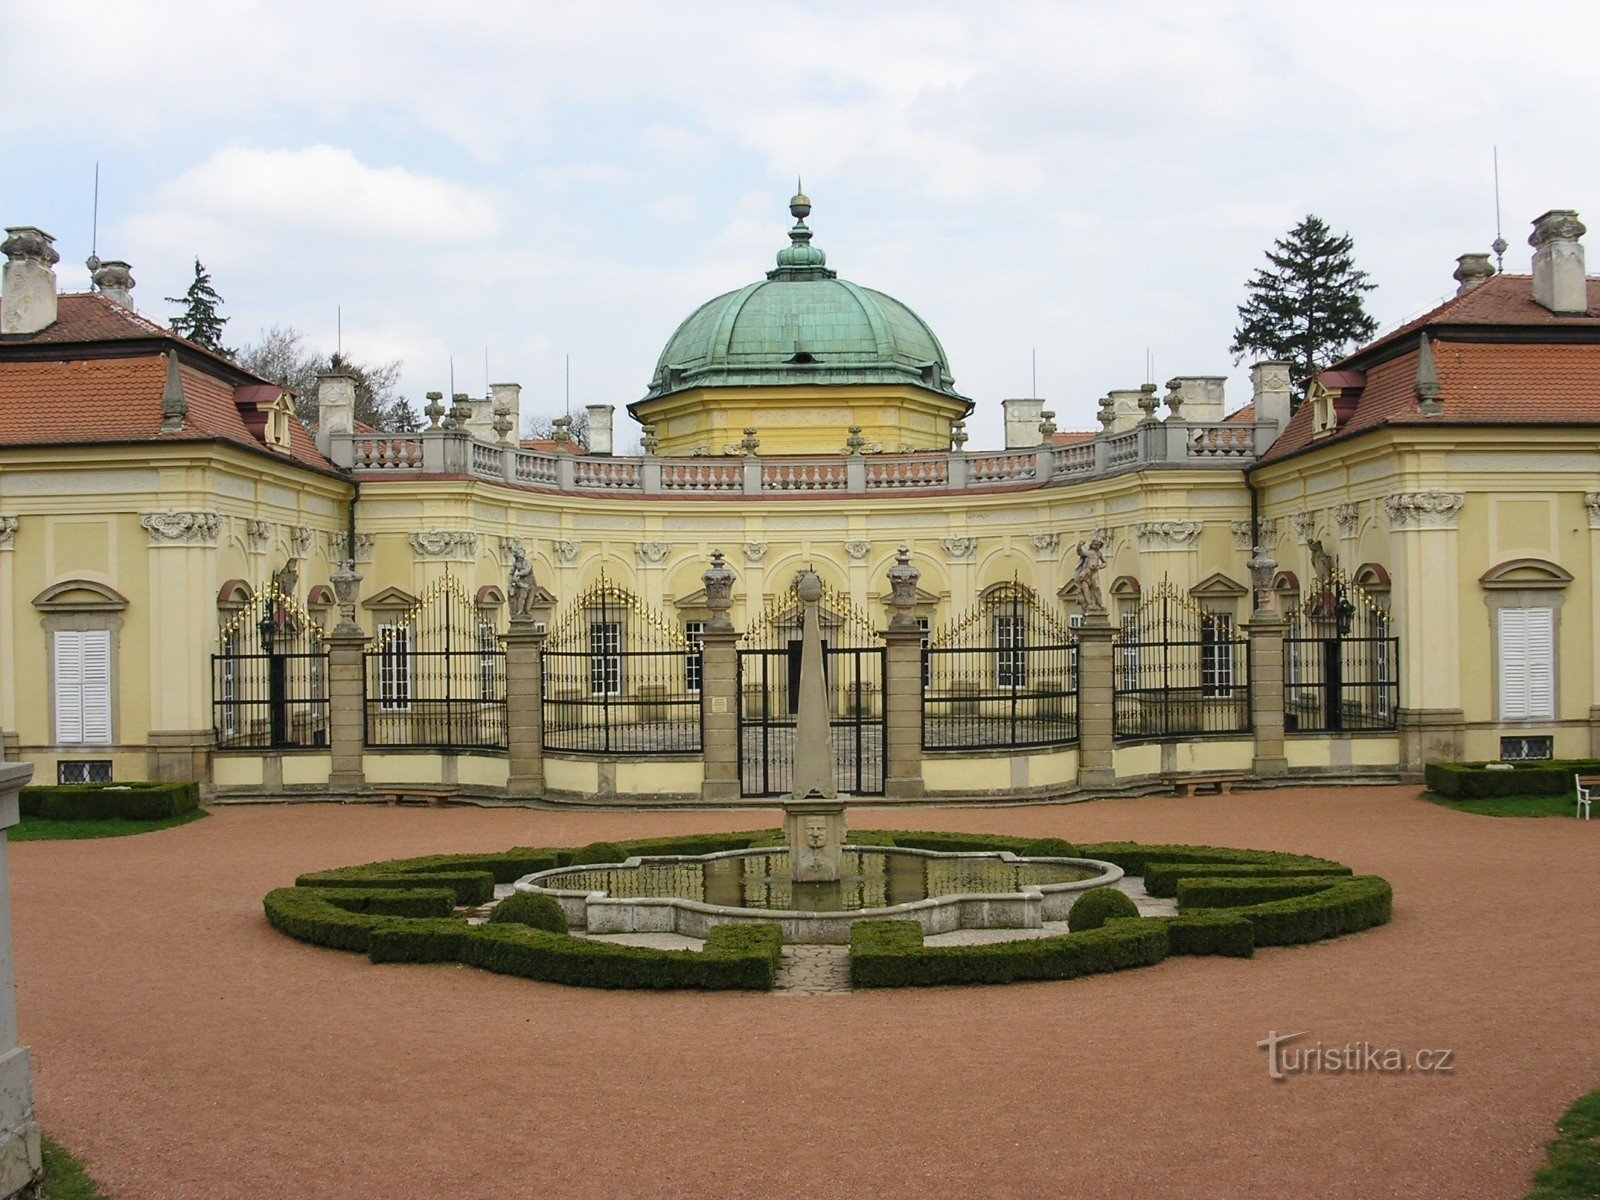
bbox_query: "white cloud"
[151,146,501,241]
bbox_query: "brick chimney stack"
[1,227,59,335]
[1529,210,1588,315]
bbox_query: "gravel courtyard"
[12,785,1598,1199]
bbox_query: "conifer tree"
[1230,216,1378,404]
[165,258,234,355]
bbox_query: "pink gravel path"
[11,785,1599,1199]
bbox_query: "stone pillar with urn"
[881,546,926,799]
[698,550,742,804]
[504,545,555,799]
[1072,532,1116,789]
[325,560,370,792]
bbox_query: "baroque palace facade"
[0,195,1596,804]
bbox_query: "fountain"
[511,563,1124,944]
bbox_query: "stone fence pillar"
[1248,609,1289,777]
[699,551,742,803]
[0,762,40,1196]
[504,616,550,798]
[326,563,368,793]
[1075,611,1116,790]
[882,547,925,799]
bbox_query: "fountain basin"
[512,847,1124,945]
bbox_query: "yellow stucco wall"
[615,760,701,795]
[545,756,599,795]
[282,754,332,787]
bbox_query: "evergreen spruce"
[1230,216,1379,404]
[165,258,233,355]
[388,398,423,432]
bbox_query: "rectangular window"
[994,615,1026,689]
[378,623,414,712]
[54,629,112,744]
[58,760,112,784]
[1201,612,1235,698]
[1500,735,1553,761]
[684,621,706,693]
[1499,607,1555,720]
[1119,611,1141,691]
[590,621,621,696]
[477,623,500,702]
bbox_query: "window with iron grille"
[917,617,931,688]
[994,614,1027,689]
[378,623,414,711]
[57,760,112,784]
[1501,735,1553,761]
[684,621,706,693]
[589,621,622,695]
[477,623,500,701]
[1201,611,1236,697]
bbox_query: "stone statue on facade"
[508,543,537,621]
[1072,532,1108,613]
[271,557,300,600]
[1307,538,1335,591]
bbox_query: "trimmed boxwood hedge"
[1067,886,1139,931]
[849,917,1169,987]
[20,781,199,822]
[486,891,568,933]
[1143,861,1352,899]
[269,829,1390,990]
[1175,875,1342,910]
[1425,759,1598,800]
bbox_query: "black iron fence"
[542,578,702,755]
[364,575,506,749]
[1114,582,1250,741]
[213,584,330,749]
[1284,573,1399,732]
[738,580,884,796]
[923,582,1078,749]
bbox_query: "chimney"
[1,226,59,335]
[585,403,614,456]
[92,259,136,308]
[315,370,357,452]
[490,383,522,443]
[464,395,496,442]
[1002,397,1044,448]
[1529,209,1588,315]
[1452,253,1494,297]
[1105,389,1145,434]
[1250,361,1294,436]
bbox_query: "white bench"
[1576,775,1597,820]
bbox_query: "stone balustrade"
[329,414,1279,496]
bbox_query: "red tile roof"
[1050,431,1096,445]
[1258,273,1600,466]
[0,292,339,474]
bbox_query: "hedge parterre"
[264,829,1390,991]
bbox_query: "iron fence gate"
[213,581,329,749]
[1113,580,1251,741]
[364,573,506,749]
[541,577,702,755]
[1284,571,1398,732]
[923,581,1079,749]
[737,580,884,796]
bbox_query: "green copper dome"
[641,194,968,405]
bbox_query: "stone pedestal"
[1398,708,1464,776]
[146,728,213,784]
[699,628,742,804]
[881,626,925,799]
[1248,609,1289,777]
[325,628,370,792]
[503,619,548,798]
[1075,611,1116,789]
[0,764,40,1198]
[783,799,847,883]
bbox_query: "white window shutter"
[80,631,112,743]
[54,632,84,743]
[1500,608,1555,721]
[1524,608,1555,719]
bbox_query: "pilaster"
[699,628,742,803]
[1248,609,1288,776]
[325,629,369,792]
[881,627,925,799]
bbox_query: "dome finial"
[790,180,810,221]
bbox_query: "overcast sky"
[5,1,1597,448]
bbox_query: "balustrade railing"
[340,416,1277,496]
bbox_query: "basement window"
[1500,735,1553,761]
[58,760,112,784]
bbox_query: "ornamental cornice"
[551,539,581,565]
[0,516,16,551]
[743,541,768,565]
[1585,493,1600,531]
[1333,503,1361,538]
[635,541,671,567]
[290,525,315,558]
[1291,511,1316,544]
[1383,490,1465,531]
[1029,532,1060,556]
[140,510,220,547]
[324,531,375,563]
[409,529,480,561]
[844,539,872,563]
[1135,520,1202,550]
[245,519,273,554]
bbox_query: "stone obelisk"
[783,570,847,882]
